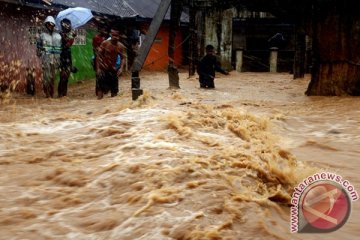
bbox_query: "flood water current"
[0,72,359,239]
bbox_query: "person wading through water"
[197,44,229,89]
[92,22,110,96]
[96,26,126,99]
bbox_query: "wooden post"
[306,0,360,95]
[236,48,244,72]
[168,0,182,88]
[189,8,196,76]
[197,11,205,60]
[188,8,205,77]
[131,0,172,100]
[269,47,278,73]
[293,24,306,79]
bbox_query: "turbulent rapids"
[0,72,359,239]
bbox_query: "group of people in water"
[36,15,229,100]
[36,16,128,99]
[36,16,77,98]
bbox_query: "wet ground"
[0,71,359,239]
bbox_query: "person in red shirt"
[92,23,110,96]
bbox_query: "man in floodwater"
[197,44,229,89]
[92,22,110,96]
[58,18,77,98]
[36,16,61,98]
[96,27,126,99]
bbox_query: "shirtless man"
[92,23,110,96]
[96,28,126,99]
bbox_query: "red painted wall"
[0,3,50,92]
[143,25,184,71]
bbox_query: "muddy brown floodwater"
[0,71,359,240]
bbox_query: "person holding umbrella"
[55,7,93,97]
[58,18,77,98]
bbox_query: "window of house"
[73,29,86,45]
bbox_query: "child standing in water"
[197,44,229,89]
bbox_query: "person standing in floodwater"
[36,16,61,98]
[92,22,110,96]
[58,18,77,98]
[197,44,229,89]
[96,27,126,99]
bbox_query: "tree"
[306,0,360,95]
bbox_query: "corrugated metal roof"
[20,0,189,22]
[126,0,189,22]
[126,0,162,18]
[51,0,138,17]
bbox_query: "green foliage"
[56,29,96,85]
[69,29,96,84]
